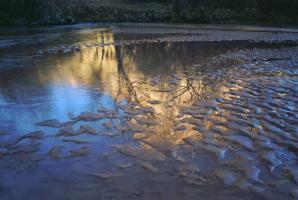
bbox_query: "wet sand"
[0,23,298,200]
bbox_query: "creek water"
[0,23,298,200]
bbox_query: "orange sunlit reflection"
[36,30,234,148]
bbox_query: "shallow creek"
[0,23,298,200]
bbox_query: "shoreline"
[1,22,298,34]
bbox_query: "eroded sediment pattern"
[0,26,298,200]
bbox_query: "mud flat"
[0,24,298,200]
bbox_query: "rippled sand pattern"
[0,24,298,200]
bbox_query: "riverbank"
[1,0,298,26]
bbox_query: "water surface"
[0,23,298,200]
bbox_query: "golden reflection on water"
[2,27,297,200]
[37,30,228,146]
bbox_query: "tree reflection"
[0,29,235,136]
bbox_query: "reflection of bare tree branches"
[171,79,209,103]
[115,45,139,103]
